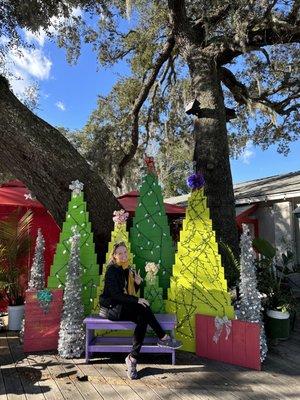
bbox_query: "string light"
[166,187,234,350]
[130,171,175,298]
[48,183,98,316]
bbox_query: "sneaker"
[125,355,138,379]
[157,335,182,349]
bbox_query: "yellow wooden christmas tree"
[92,209,133,313]
[166,173,235,352]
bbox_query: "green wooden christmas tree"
[92,209,133,313]
[144,262,165,313]
[166,173,235,352]
[47,180,99,315]
[130,157,175,298]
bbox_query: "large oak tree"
[1,1,299,282]
[0,76,120,257]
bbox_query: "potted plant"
[253,237,296,340]
[0,208,33,330]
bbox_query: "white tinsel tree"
[238,224,268,362]
[58,228,85,358]
[28,228,45,290]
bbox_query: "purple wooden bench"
[83,314,177,365]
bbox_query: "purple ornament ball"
[186,173,205,190]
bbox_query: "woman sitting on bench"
[100,241,182,379]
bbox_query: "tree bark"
[168,2,239,283]
[0,76,120,262]
[186,46,240,278]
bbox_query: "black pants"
[119,303,165,360]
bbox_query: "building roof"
[165,170,300,206]
[0,179,43,208]
[234,170,300,204]
[118,190,185,215]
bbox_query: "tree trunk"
[186,47,240,283]
[0,76,120,262]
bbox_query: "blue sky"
[4,21,300,185]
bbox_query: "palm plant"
[0,208,33,306]
[253,237,296,313]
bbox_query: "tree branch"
[144,81,159,148]
[288,0,300,24]
[144,54,177,148]
[220,66,300,118]
[169,0,207,45]
[116,36,175,188]
[220,67,249,106]
[247,20,300,48]
[0,75,120,257]
[217,7,300,65]
[263,0,279,20]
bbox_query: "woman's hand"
[138,298,149,307]
[134,270,143,285]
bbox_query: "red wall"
[0,206,60,311]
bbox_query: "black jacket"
[100,263,139,308]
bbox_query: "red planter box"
[196,314,261,370]
[23,289,63,352]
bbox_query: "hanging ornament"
[186,172,205,190]
[37,289,53,314]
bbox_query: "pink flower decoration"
[113,209,129,224]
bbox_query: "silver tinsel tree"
[237,224,268,362]
[28,228,45,290]
[58,228,85,358]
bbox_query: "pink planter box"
[195,314,261,370]
[23,289,63,352]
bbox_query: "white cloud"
[43,6,83,36]
[8,68,32,97]
[240,142,255,164]
[55,101,66,111]
[9,47,52,80]
[1,44,52,99]
[24,28,47,47]
[23,6,83,43]
[1,6,82,99]
[69,7,83,18]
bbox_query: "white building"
[165,171,300,266]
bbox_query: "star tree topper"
[24,192,36,201]
[69,180,84,197]
[144,155,157,175]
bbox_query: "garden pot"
[8,305,25,330]
[266,309,290,340]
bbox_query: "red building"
[0,180,60,310]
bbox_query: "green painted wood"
[130,173,175,299]
[47,191,99,315]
